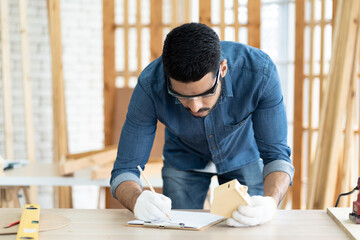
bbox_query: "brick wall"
[0,0,103,208]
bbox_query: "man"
[110,23,294,227]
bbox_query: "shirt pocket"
[223,112,253,136]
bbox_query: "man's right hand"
[133,190,172,221]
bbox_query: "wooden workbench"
[0,208,351,239]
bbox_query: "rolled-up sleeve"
[110,80,158,198]
[252,59,294,183]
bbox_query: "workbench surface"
[0,208,351,240]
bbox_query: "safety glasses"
[167,68,221,100]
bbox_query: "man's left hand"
[226,196,277,227]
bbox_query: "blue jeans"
[162,160,264,209]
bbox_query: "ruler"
[16,204,40,240]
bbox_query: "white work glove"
[133,190,172,221]
[227,196,277,227]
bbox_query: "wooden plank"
[60,148,118,175]
[47,0,69,165]
[308,0,360,209]
[319,0,325,111]
[47,0,72,208]
[136,0,142,77]
[103,0,119,207]
[332,0,337,37]
[91,162,113,180]
[199,0,211,26]
[19,0,35,164]
[103,0,116,147]
[339,35,359,207]
[19,0,37,204]
[293,0,306,209]
[220,0,225,40]
[150,0,162,61]
[124,0,129,87]
[172,0,178,28]
[91,157,163,180]
[184,0,190,23]
[0,0,14,160]
[66,145,117,160]
[307,0,315,189]
[234,0,239,42]
[247,0,260,48]
[327,208,357,240]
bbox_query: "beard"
[184,107,211,118]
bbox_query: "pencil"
[4,220,20,228]
[137,165,171,220]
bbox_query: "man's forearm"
[263,171,290,205]
[115,181,142,212]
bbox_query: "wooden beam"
[124,0,129,87]
[319,0,326,111]
[307,0,360,209]
[19,0,35,164]
[19,0,37,204]
[91,157,163,180]
[307,0,315,184]
[247,0,261,48]
[91,162,113,180]
[293,0,305,209]
[185,0,190,23]
[103,0,116,146]
[136,0,142,77]
[150,0,163,61]
[47,0,72,208]
[234,0,239,42]
[60,147,118,175]
[66,145,117,160]
[103,0,117,208]
[0,0,14,160]
[220,0,225,40]
[199,0,211,26]
[171,0,178,28]
[339,35,359,207]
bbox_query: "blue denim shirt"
[110,41,294,197]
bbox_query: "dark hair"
[162,23,221,82]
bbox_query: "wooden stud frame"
[1,0,14,161]
[47,0,72,208]
[103,0,116,147]
[19,0,37,203]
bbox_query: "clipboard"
[127,210,225,231]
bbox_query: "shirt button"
[209,134,213,138]
[212,146,215,150]
[213,155,218,158]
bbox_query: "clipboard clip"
[144,221,185,228]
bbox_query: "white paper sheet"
[128,210,225,229]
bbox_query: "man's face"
[169,61,227,118]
